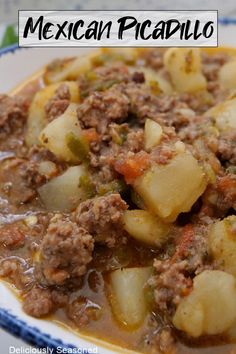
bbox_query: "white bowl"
[0,20,235,353]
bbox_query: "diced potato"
[173,270,236,337]
[109,267,152,328]
[129,67,173,94]
[134,152,207,222]
[25,82,80,146]
[208,216,236,276]
[123,210,170,247]
[206,97,236,131]
[164,48,207,93]
[45,51,102,83]
[37,165,86,212]
[219,60,236,89]
[144,119,163,150]
[39,104,82,163]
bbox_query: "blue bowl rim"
[0,14,235,349]
[0,308,91,351]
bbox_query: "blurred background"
[0,0,235,352]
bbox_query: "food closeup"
[0,47,236,354]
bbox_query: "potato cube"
[164,48,206,93]
[109,267,152,328]
[173,270,236,337]
[39,104,82,163]
[219,60,236,89]
[206,97,236,131]
[144,119,163,150]
[209,216,236,276]
[134,152,207,222]
[123,209,170,247]
[38,165,86,212]
[25,81,80,146]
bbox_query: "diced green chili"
[85,71,97,81]
[98,179,127,196]
[149,80,161,95]
[79,174,96,199]
[66,132,89,161]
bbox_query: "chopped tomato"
[82,129,99,143]
[173,224,195,261]
[218,175,236,192]
[114,151,150,184]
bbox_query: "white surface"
[0,329,31,352]
[0,22,235,354]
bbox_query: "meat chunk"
[79,63,131,97]
[0,258,33,290]
[202,52,229,82]
[217,130,236,165]
[77,85,130,134]
[75,194,128,247]
[0,158,39,205]
[132,71,145,84]
[39,215,94,285]
[140,48,165,70]
[201,174,236,217]
[0,223,25,248]
[67,297,101,327]
[23,286,54,318]
[149,259,193,314]
[0,94,27,136]
[149,225,209,314]
[45,83,70,121]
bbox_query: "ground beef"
[0,223,25,248]
[79,63,131,97]
[20,160,46,189]
[217,130,236,165]
[39,215,94,285]
[201,53,230,103]
[141,48,165,70]
[132,71,145,84]
[77,85,130,134]
[0,158,38,205]
[45,83,70,121]
[78,81,186,137]
[201,174,236,217]
[122,128,144,153]
[0,94,27,136]
[150,144,175,165]
[123,84,198,125]
[149,225,209,314]
[75,194,128,248]
[23,286,54,318]
[202,52,229,82]
[67,297,101,327]
[149,259,192,313]
[78,80,211,146]
[0,258,33,290]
